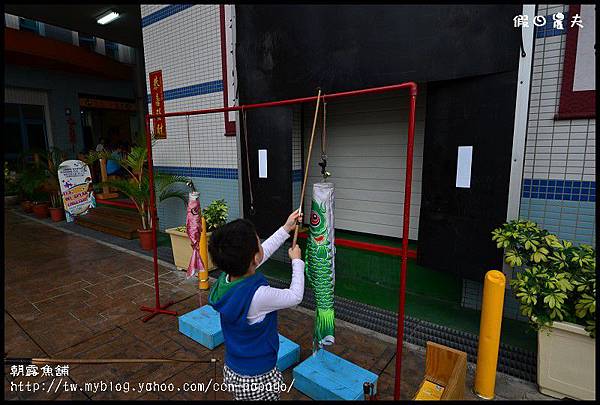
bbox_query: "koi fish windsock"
[305,182,336,348]
[186,192,206,279]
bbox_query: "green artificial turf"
[334,229,419,250]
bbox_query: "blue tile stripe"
[146,80,223,104]
[522,178,596,202]
[535,13,569,38]
[141,4,194,28]
[155,166,238,180]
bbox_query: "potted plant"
[87,138,190,250]
[17,163,47,213]
[4,162,20,206]
[492,220,595,400]
[166,198,229,271]
[41,148,66,222]
[32,201,50,219]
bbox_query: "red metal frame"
[144,81,417,400]
[140,117,178,322]
[296,231,417,259]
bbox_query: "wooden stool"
[414,341,467,400]
[96,158,119,200]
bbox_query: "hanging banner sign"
[79,97,137,111]
[149,70,167,139]
[57,160,96,222]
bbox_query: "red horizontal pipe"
[147,82,417,119]
[297,232,417,259]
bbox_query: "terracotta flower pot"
[138,229,154,250]
[21,200,34,213]
[49,207,65,222]
[33,202,50,219]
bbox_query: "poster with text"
[57,160,96,222]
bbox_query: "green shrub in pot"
[202,199,229,232]
[492,219,595,337]
[4,162,20,196]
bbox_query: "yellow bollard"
[198,217,209,290]
[474,270,506,399]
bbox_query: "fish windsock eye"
[310,211,320,226]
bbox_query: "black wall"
[236,5,522,278]
[239,107,293,236]
[418,72,519,281]
[237,5,521,100]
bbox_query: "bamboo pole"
[292,89,322,248]
[5,357,218,365]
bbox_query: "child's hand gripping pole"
[292,88,322,248]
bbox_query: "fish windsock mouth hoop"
[306,182,335,349]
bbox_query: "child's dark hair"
[208,219,259,277]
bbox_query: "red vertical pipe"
[394,85,417,400]
[145,116,161,309]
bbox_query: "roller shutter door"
[303,90,426,240]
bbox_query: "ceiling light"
[97,11,119,25]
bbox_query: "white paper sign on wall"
[456,146,473,188]
[258,149,268,178]
[57,160,96,222]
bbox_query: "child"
[208,210,304,400]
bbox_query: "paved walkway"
[4,209,553,400]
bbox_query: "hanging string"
[321,97,327,156]
[242,108,255,215]
[318,95,330,181]
[186,115,192,171]
[185,115,196,192]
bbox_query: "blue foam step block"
[293,349,378,400]
[178,306,300,371]
[277,334,300,372]
[178,305,223,350]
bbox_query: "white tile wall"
[141,5,168,18]
[141,4,240,225]
[141,4,238,171]
[523,4,596,183]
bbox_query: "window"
[3,103,48,161]
[19,17,39,34]
[79,34,96,52]
[4,121,23,157]
[105,40,119,60]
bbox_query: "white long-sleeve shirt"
[222,227,305,324]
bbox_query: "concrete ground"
[4,209,553,400]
